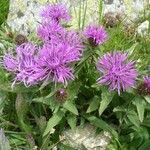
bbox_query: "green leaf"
[58,143,76,150]
[86,96,100,113]
[67,82,81,100]
[67,114,77,130]
[86,116,118,139]
[32,97,50,105]
[142,119,150,128]
[43,110,64,137]
[63,100,78,115]
[138,140,150,150]
[133,97,145,122]
[127,111,140,127]
[15,93,31,133]
[144,96,150,103]
[99,89,114,116]
[127,43,138,57]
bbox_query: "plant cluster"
[0,2,150,150]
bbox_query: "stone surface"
[137,20,149,36]
[7,0,150,34]
[0,129,11,150]
[62,124,111,150]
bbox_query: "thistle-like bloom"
[3,54,18,72]
[41,3,71,22]
[36,38,82,85]
[55,88,67,102]
[144,76,150,88]
[35,30,83,85]
[51,30,83,55]
[97,52,137,95]
[137,76,150,96]
[37,21,64,42]
[84,25,108,46]
[3,43,39,86]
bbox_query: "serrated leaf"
[67,114,77,130]
[63,100,78,115]
[99,90,114,116]
[43,110,64,137]
[86,96,100,113]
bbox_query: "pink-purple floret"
[2,3,139,95]
[144,76,150,89]
[3,3,83,86]
[96,52,138,95]
[41,3,71,22]
[84,25,108,45]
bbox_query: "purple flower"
[36,39,82,85]
[3,43,39,86]
[144,76,150,89]
[3,31,83,87]
[35,30,83,85]
[137,76,150,96]
[3,54,18,72]
[84,25,108,46]
[37,21,64,42]
[51,30,83,56]
[41,3,71,22]
[97,52,137,95]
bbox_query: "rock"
[0,129,11,150]
[137,20,149,36]
[62,124,111,150]
[7,0,149,34]
[0,43,5,49]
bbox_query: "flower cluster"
[3,3,83,87]
[2,2,141,96]
[96,52,137,95]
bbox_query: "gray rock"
[7,0,150,34]
[0,129,11,150]
[62,124,111,150]
[137,20,149,36]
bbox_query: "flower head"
[35,30,83,85]
[84,25,107,46]
[36,39,82,85]
[97,52,137,95]
[3,43,39,86]
[15,44,38,86]
[144,76,150,88]
[3,54,18,72]
[51,30,83,55]
[37,21,64,42]
[137,76,150,96]
[55,88,68,102]
[41,3,71,22]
